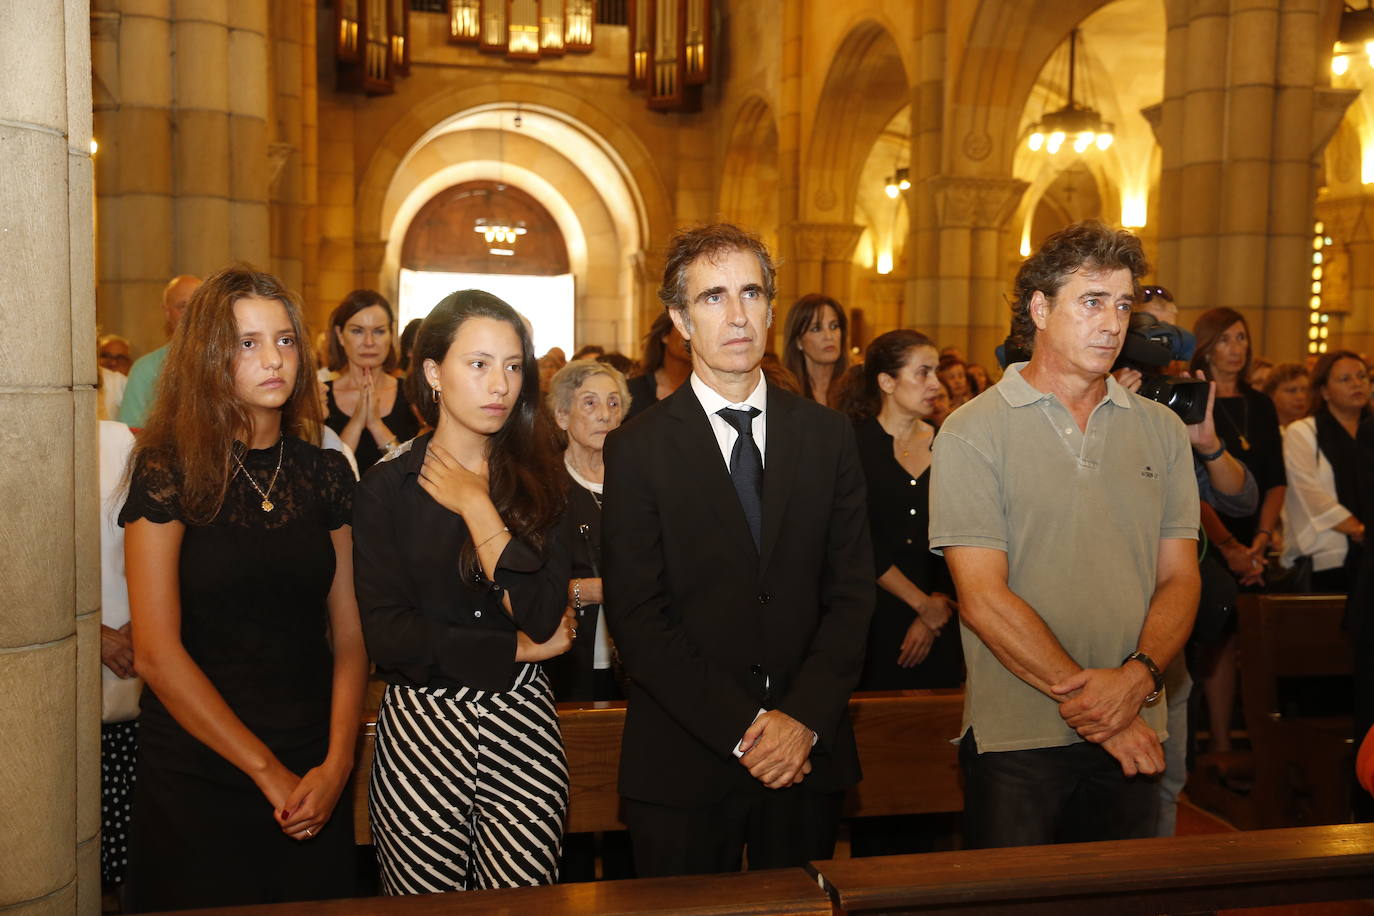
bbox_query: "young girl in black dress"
[353,289,576,893]
[121,267,367,910]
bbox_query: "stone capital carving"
[1313,87,1360,160]
[1140,102,1163,147]
[789,222,865,262]
[1316,194,1374,242]
[929,176,1028,230]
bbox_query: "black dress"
[120,437,356,912]
[1211,387,1285,546]
[325,377,422,473]
[624,373,658,422]
[853,417,963,690]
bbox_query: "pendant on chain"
[261,499,275,513]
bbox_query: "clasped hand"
[419,443,489,517]
[258,760,349,841]
[738,710,813,789]
[1051,663,1153,743]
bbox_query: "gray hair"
[547,358,631,417]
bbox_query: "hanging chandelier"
[883,168,911,198]
[472,112,529,256]
[1026,29,1114,155]
[473,216,527,255]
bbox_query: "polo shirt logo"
[1140,466,1159,480]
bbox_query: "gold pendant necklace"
[232,439,285,512]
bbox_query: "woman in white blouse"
[1281,350,1371,593]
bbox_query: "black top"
[853,416,963,690]
[324,377,422,473]
[625,373,658,422]
[118,437,354,782]
[352,433,571,693]
[545,474,606,701]
[1212,387,1286,544]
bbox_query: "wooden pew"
[809,823,1374,916]
[1236,593,1356,829]
[165,868,832,915]
[354,688,966,843]
[174,824,1374,916]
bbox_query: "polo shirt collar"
[996,361,1134,409]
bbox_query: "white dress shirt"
[691,371,768,471]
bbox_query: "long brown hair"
[782,293,850,402]
[327,289,398,373]
[408,290,565,568]
[132,266,321,524]
[1189,307,1252,385]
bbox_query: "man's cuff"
[731,709,820,757]
[732,708,768,758]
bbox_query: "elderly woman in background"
[1263,362,1311,430]
[1282,350,1372,594]
[783,293,849,408]
[545,359,630,703]
[323,289,421,473]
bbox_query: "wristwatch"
[1123,651,1164,704]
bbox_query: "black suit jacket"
[602,380,874,806]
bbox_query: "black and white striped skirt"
[368,664,569,894]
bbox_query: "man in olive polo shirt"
[930,220,1200,848]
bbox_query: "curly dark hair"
[658,223,777,314]
[1011,220,1149,352]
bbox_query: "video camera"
[1115,313,1209,425]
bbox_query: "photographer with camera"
[1112,309,1258,835]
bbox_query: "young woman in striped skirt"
[353,289,577,893]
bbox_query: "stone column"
[1154,0,1349,360]
[0,0,99,913]
[905,0,945,334]
[94,0,271,356]
[788,222,865,307]
[299,0,321,315]
[772,0,804,340]
[317,92,357,317]
[929,176,1027,363]
[270,0,308,295]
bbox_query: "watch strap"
[1123,650,1164,703]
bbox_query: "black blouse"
[1212,387,1286,544]
[625,373,658,422]
[351,433,571,693]
[118,437,353,780]
[324,377,422,473]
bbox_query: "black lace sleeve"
[118,452,184,526]
[317,447,355,530]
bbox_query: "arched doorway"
[399,180,575,356]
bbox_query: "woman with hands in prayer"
[323,289,421,472]
[353,289,576,894]
[120,267,366,911]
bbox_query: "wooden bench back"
[1236,592,1356,828]
[353,688,966,843]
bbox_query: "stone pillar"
[0,1,98,913]
[788,222,865,308]
[905,0,945,334]
[299,0,321,316]
[929,176,1027,364]
[93,0,271,356]
[1155,0,1349,361]
[772,0,804,337]
[317,92,357,317]
[270,0,308,295]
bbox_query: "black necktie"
[717,406,763,550]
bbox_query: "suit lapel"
[666,384,759,561]
[760,386,799,572]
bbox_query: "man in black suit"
[602,223,874,876]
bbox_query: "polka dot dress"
[101,721,137,885]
